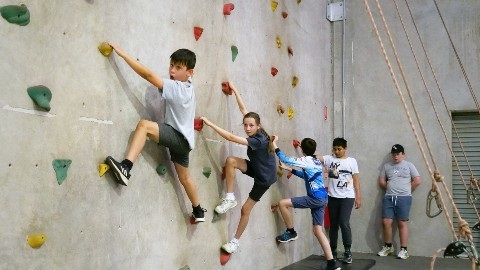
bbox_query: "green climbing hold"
[202,167,211,178]
[156,164,167,175]
[0,4,30,26]
[211,211,221,223]
[27,85,52,111]
[52,159,72,185]
[231,45,238,62]
[178,265,190,270]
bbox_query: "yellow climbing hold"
[292,76,299,87]
[288,107,294,120]
[271,1,278,11]
[27,233,46,249]
[98,42,113,57]
[98,163,110,177]
[276,36,282,48]
[297,0,302,4]
[277,168,283,177]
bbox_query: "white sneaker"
[377,245,394,256]
[215,198,237,214]
[397,248,409,259]
[222,240,239,254]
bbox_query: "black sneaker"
[343,251,352,264]
[192,207,207,223]
[106,156,130,186]
[325,261,341,270]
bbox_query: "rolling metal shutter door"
[452,112,480,246]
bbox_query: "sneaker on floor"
[106,156,130,186]
[192,207,207,223]
[214,198,237,214]
[276,230,298,243]
[325,261,341,270]
[397,248,409,259]
[222,240,239,254]
[343,251,352,264]
[377,245,394,256]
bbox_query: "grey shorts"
[382,195,412,221]
[291,196,328,226]
[158,123,191,167]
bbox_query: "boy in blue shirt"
[273,136,340,270]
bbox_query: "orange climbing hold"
[220,249,232,265]
[282,12,288,18]
[221,82,232,95]
[223,3,235,15]
[194,118,203,131]
[276,104,285,114]
[271,67,278,76]
[193,26,203,41]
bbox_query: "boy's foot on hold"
[276,230,298,243]
[106,156,130,186]
[214,198,237,214]
[343,251,352,264]
[397,248,409,259]
[377,245,394,256]
[221,240,239,254]
[192,207,207,223]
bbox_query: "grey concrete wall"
[340,0,480,258]
[0,0,332,269]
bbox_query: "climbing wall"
[0,1,331,269]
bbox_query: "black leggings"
[328,196,355,250]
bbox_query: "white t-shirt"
[322,155,359,198]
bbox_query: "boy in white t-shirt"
[317,137,361,264]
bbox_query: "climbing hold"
[277,168,283,177]
[276,36,282,48]
[194,118,203,131]
[0,4,30,26]
[212,210,221,223]
[193,26,203,41]
[156,164,167,175]
[220,249,232,265]
[297,0,302,3]
[287,171,293,179]
[178,265,190,270]
[276,104,285,114]
[98,42,113,57]
[98,163,110,177]
[292,139,300,148]
[287,107,294,120]
[271,67,278,77]
[202,167,212,178]
[231,45,238,62]
[27,85,52,111]
[282,12,288,18]
[221,82,232,95]
[27,233,46,249]
[223,3,235,15]
[271,1,278,12]
[52,159,72,185]
[287,46,293,56]
[292,76,299,87]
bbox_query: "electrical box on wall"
[326,1,344,22]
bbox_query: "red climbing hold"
[287,171,293,179]
[221,82,232,95]
[223,3,235,15]
[194,26,203,41]
[271,67,278,76]
[292,139,300,148]
[194,118,203,131]
[282,11,288,18]
[220,249,232,265]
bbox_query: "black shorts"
[158,123,191,167]
[243,160,271,201]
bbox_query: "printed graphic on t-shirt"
[328,163,353,189]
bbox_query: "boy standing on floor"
[273,136,341,270]
[105,43,206,222]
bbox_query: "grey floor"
[282,252,473,270]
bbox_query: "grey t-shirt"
[160,78,196,149]
[380,160,420,196]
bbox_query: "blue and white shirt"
[276,149,328,199]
